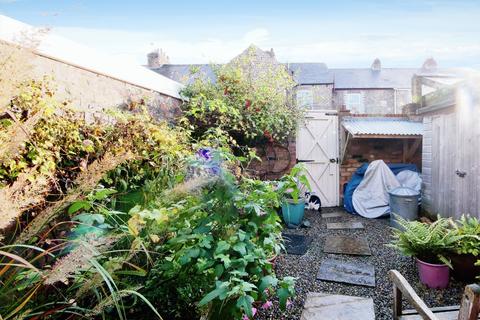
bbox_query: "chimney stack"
[371,58,381,71]
[421,57,437,72]
[147,49,170,68]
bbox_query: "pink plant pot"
[416,258,450,289]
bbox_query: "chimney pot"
[421,57,437,72]
[147,49,170,68]
[371,58,381,71]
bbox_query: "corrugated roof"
[0,15,183,99]
[342,117,423,136]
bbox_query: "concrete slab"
[326,222,364,230]
[323,235,371,256]
[316,258,375,287]
[321,212,348,219]
[300,292,375,320]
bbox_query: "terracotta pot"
[416,258,450,289]
[451,253,480,282]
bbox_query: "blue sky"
[1,0,480,68]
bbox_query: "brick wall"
[248,139,296,180]
[340,138,422,200]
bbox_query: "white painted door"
[296,112,339,207]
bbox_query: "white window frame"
[345,93,365,113]
[296,89,314,109]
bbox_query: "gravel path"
[257,208,465,319]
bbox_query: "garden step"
[323,235,371,256]
[300,292,375,320]
[326,222,364,230]
[321,212,349,219]
[316,258,376,287]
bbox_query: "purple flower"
[197,148,212,161]
[262,301,273,310]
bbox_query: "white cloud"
[51,26,480,68]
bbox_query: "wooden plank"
[402,306,460,315]
[388,270,439,320]
[457,284,480,320]
[405,139,422,162]
[399,311,458,320]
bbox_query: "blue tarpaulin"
[343,163,418,214]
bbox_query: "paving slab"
[283,234,312,255]
[326,222,364,230]
[323,235,371,256]
[300,292,375,320]
[321,212,348,219]
[316,258,376,287]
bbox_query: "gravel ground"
[257,208,465,319]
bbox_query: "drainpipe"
[394,89,397,114]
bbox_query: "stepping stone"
[323,235,371,256]
[300,292,375,320]
[282,234,312,255]
[316,258,376,287]
[327,222,364,230]
[321,212,348,219]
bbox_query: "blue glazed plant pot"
[281,198,305,226]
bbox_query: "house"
[149,46,439,207]
[0,15,183,119]
[408,72,479,219]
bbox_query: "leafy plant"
[140,149,295,319]
[276,164,311,203]
[389,215,460,266]
[452,215,480,256]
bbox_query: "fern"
[389,215,461,266]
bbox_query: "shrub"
[180,46,302,148]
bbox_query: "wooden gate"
[296,112,339,207]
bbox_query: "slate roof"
[287,63,333,84]
[150,64,216,85]
[331,68,419,89]
[342,117,423,137]
[153,63,432,89]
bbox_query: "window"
[344,93,365,113]
[296,89,314,109]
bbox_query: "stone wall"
[295,84,334,110]
[32,54,181,119]
[335,89,396,114]
[340,138,422,199]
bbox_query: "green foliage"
[180,49,302,147]
[139,150,295,319]
[389,215,460,265]
[452,215,480,256]
[1,61,298,319]
[276,164,311,203]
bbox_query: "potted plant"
[389,215,460,289]
[277,165,311,228]
[450,215,480,282]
